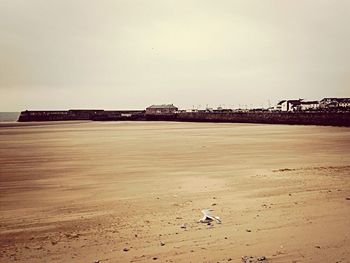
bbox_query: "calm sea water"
[0,112,20,122]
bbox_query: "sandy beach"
[0,121,349,263]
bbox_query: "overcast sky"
[0,0,349,111]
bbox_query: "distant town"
[17,97,350,127]
[158,97,350,114]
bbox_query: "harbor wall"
[173,112,350,126]
[18,110,145,122]
[18,110,350,127]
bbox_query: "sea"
[0,112,20,122]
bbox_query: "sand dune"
[0,122,349,262]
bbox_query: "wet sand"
[0,122,349,262]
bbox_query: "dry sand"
[0,121,349,263]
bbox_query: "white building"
[276,99,303,112]
[320,98,350,108]
[299,101,319,111]
[185,109,198,113]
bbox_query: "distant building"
[298,101,319,111]
[185,109,198,113]
[145,104,178,115]
[276,99,303,112]
[320,98,350,109]
[275,99,320,111]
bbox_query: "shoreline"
[2,120,350,129]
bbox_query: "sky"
[0,0,349,111]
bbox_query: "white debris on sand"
[198,209,222,224]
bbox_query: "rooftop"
[321,98,350,102]
[146,104,178,109]
[300,101,319,105]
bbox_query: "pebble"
[65,233,79,239]
[241,255,268,263]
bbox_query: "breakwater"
[18,110,145,122]
[18,110,350,127]
[173,112,350,126]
